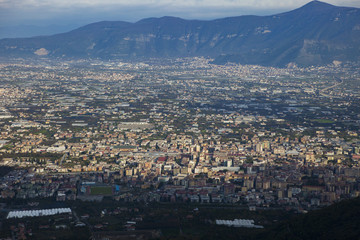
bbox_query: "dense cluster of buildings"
[0,58,359,211]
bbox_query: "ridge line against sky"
[0,0,360,39]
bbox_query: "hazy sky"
[1,0,360,27]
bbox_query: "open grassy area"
[90,186,113,195]
[311,119,335,124]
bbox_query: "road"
[319,78,343,97]
[59,153,67,165]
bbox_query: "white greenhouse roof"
[7,208,71,219]
[215,219,263,228]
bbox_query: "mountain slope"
[1,1,360,66]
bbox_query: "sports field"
[90,186,113,195]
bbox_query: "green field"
[90,186,113,195]
[311,119,335,124]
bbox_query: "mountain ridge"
[1,1,360,67]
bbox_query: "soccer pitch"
[90,186,113,195]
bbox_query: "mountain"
[1,1,360,67]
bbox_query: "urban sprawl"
[0,57,359,213]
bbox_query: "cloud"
[2,0,360,13]
[0,0,301,8]
[3,0,360,9]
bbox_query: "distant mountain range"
[1,1,360,67]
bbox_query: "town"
[0,57,359,239]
